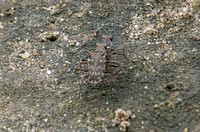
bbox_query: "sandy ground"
[0,0,200,131]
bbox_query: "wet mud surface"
[0,0,200,131]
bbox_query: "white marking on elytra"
[95,72,100,75]
[96,66,104,70]
[101,73,104,77]
[82,35,114,84]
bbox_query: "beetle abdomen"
[87,54,106,84]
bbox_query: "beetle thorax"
[95,43,105,53]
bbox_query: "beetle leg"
[75,68,88,72]
[106,51,116,56]
[80,61,89,64]
[87,51,94,56]
[109,49,129,61]
[104,72,112,77]
[106,61,120,67]
[106,61,126,73]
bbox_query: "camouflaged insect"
[78,35,114,84]
[87,35,113,84]
[87,43,106,84]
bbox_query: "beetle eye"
[104,43,107,47]
[109,35,114,41]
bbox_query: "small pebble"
[19,51,30,59]
[32,50,39,56]
[183,127,188,132]
[109,113,114,119]
[47,69,51,75]
[141,121,145,125]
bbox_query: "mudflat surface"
[0,0,199,131]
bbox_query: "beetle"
[77,32,129,85]
[77,35,114,84]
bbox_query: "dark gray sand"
[0,0,199,131]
